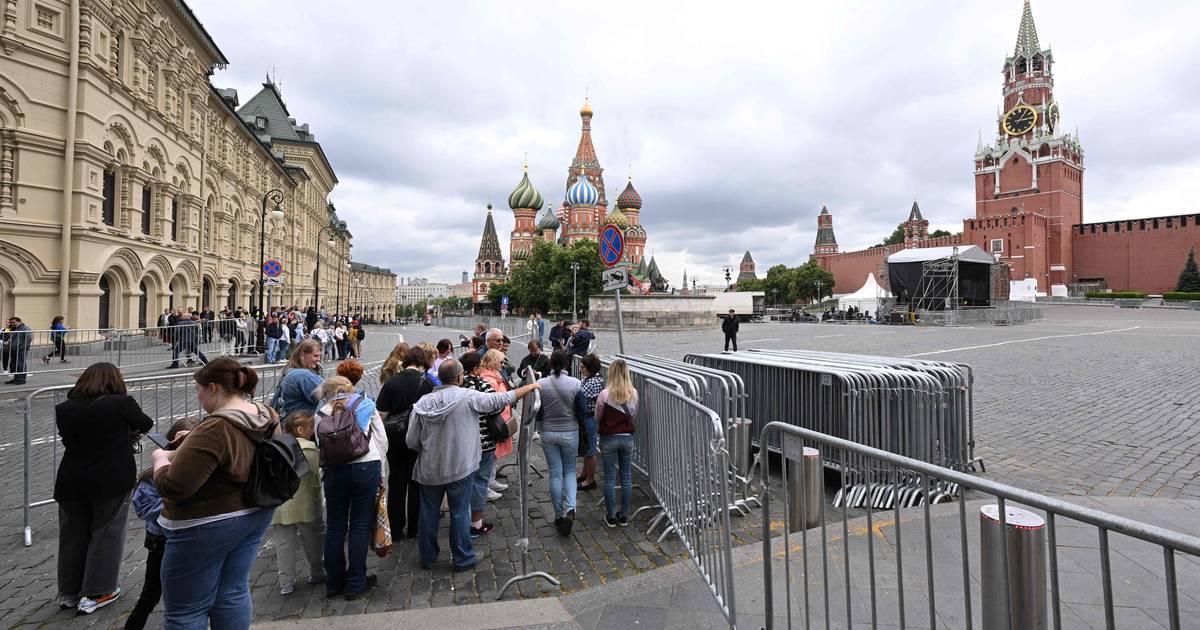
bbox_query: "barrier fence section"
[495,367,560,599]
[1,318,259,377]
[687,350,976,509]
[20,358,383,546]
[644,380,738,627]
[757,421,1200,630]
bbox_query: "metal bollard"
[784,443,822,532]
[980,504,1047,630]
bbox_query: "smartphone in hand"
[146,432,172,450]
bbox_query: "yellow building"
[348,262,396,324]
[0,0,364,329]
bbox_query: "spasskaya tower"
[973,0,1084,290]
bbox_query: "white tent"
[837,273,892,315]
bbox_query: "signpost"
[501,294,509,316]
[599,224,626,353]
[262,260,283,308]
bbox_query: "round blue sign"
[262,259,283,278]
[599,224,624,268]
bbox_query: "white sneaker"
[489,481,509,492]
[486,489,502,501]
[77,588,120,614]
[279,582,295,596]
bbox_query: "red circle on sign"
[599,224,624,268]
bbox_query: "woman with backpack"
[376,345,434,540]
[535,350,584,535]
[313,374,388,600]
[596,359,640,528]
[151,357,278,628]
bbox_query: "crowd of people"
[51,318,639,628]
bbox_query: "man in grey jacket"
[406,359,539,572]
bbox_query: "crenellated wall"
[1071,214,1200,293]
[814,233,965,294]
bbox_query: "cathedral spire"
[1014,0,1040,58]
[476,204,503,263]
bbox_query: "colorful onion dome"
[604,208,629,228]
[616,178,642,210]
[566,169,599,206]
[512,247,529,261]
[625,223,646,238]
[537,205,560,230]
[507,169,544,210]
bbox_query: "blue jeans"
[540,430,579,519]
[471,450,494,514]
[418,475,475,569]
[322,460,380,596]
[265,337,279,362]
[600,434,635,518]
[277,339,289,359]
[161,508,273,630]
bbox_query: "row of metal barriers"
[685,349,979,510]
[19,358,384,546]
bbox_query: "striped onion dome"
[566,169,599,206]
[507,170,544,210]
[616,178,642,209]
[604,208,629,228]
[537,205,560,230]
[512,247,529,261]
[626,223,646,237]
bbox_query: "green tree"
[873,223,907,248]
[1177,248,1200,292]
[487,239,604,316]
[930,229,952,238]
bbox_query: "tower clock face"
[1003,105,1038,136]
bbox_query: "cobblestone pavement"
[2,305,1198,627]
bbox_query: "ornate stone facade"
[0,0,378,328]
[348,262,396,323]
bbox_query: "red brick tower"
[472,205,506,306]
[972,0,1083,291]
[564,98,607,245]
[814,206,838,255]
[507,167,543,267]
[903,200,929,244]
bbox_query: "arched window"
[227,279,237,311]
[202,278,213,309]
[102,169,116,225]
[98,276,112,329]
[138,280,148,328]
[484,262,491,274]
[170,196,179,241]
[1016,57,1027,74]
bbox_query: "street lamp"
[257,189,284,352]
[338,255,350,317]
[570,261,580,322]
[315,222,340,310]
[723,266,732,289]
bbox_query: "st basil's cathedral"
[472,99,661,306]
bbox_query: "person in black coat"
[518,339,551,379]
[722,309,740,351]
[375,345,435,540]
[2,317,31,384]
[54,363,153,613]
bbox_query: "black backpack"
[244,421,310,508]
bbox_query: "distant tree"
[487,239,603,315]
[872,223,907,248]
[1177,248,1200,292]
[929,229,952,238]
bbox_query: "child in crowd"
[124,418,198,630]
[271,411,326,595]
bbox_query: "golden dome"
[580,97,593,117]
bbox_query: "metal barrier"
[643,380,738,627]
[686,350,977,509]
[914,306,1045,327]
[20,358,383,546]
[496,367,559,599]
[433,315,528,340]
[0,318,258,377]
[757,421,1200,630]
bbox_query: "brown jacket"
[155,403,277,522]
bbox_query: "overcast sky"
[199,0,1200,287]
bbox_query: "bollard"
[980,504,1047,630]
[784,442,822,532]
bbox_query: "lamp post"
[570,261,580,322]
[337,254,349,318]
[258,189,285,351]
[315,224,339,310]
[723,265,732,289]
[814,280,824,305]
